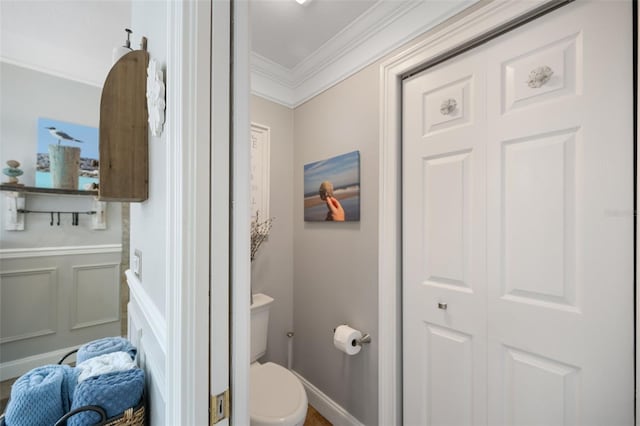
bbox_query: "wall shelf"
[1,185,106,231]
[0,184,98,197]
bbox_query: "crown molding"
[250,0,477,108]
[290,0,423,83]
[252,52,295,87]
[250,52,296,108]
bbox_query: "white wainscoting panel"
[0,245,122,379]
[126,270,166,350]
[70,263,121,330]
[0,267,57,344]
[126,269,167,419]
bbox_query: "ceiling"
[0,0,475,106]
[0,1,131,87]
[249,0,476,107]
[250,0,379,70]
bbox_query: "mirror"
[0,0,132,401]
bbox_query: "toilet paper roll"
[333,325,362,355]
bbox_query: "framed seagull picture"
[36,117,99,190]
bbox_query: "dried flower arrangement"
[251,211,274,262]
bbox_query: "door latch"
[210,389,230,424]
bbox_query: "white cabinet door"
[402,2,634,425]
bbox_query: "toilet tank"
[250,293,274,363]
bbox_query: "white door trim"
[231,0,252,424]
[165,0,213,424]
[636,6,639,425]
[377,1,579,423]
[211,2,232,426]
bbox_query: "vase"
[49,144,80,189]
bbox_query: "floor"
[2,375,332,425]
[0,376,15,414]
[304,404,332,426]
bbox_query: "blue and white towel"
[76,337,137,364]
[68,368,144,426]
[76,351,137,383]
[4,365,78,426]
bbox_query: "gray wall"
[251,63,380,425]
[251,95,295,368]
[129,1,168,315]
[0,62,122,248]
[128,3,168,424]
[293,63,379,425]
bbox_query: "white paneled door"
[403,48,489,426]
[402,2,634,425]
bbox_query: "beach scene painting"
[36,117,99,189]
[304,150,360,222]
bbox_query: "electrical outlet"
[133,249,142,279]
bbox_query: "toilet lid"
[250,362,307,423]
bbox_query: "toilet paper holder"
[332,328,372,346]
[357,333,372,345]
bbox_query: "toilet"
[250,293,308,426]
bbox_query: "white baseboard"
[0,345,79,381]
[291,371,364,426]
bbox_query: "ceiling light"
[295,0,312,5]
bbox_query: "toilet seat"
[250,362,308,426]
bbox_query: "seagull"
[45,127,83,144]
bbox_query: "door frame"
[377,0,637,424]
[174,0,252,422]
[164,0,213,423]
[230,1,252,425]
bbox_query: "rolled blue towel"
[76,337,137,363]
[63,367,80,412]
[68,368,144,426]
[5,365,78,426]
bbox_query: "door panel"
[421,76,474,134]
[403,53,488,426]
[501,32,581,113]
[502,346,579,426]
[501,129,577,309]
[403,2,634,425]
[423,324,474,426]
[423,151,472,288]
[486,3,633,424]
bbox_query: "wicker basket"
[103,404,145,426]
[52,397,145,426]
[0,350,145,426]
[0,394,145,426]
[52,349,146,425]
[0,399,144,426]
